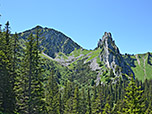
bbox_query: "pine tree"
[15,48,29,113]
[16,33,36,113]
[56,92,63,114]
[0,22,16,113]
[62,81,74,111]
[31,26,46,114]
[27,33,34,114]
[108,83,114,107]
[64,97,73,114]
[121,74,145,113]
[45,70,59,114]
[80,87,87,114]
[0,25,5,111]
[148,80,152,110]
[73,85,80,114]
[86,88,92,114]
[92,82,104,114]
[92,85,97,103]
[144,78,149,109]
[16,32,46,114]
[11,33,23,113]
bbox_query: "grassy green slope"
[42,46,152,84]
[68,48,92,57]
[134,53,152,81]
[67,48,103,69]
[124,52,152,81]
[41,52,97,87]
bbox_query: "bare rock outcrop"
[98,32,134,77]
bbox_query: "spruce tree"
[122,74,145,113]
[0,25,5,111]
[64,97,73,114]
[80,87,87,114]
[148,80,152,110]
[11,33,23,113]
[62,81,73,111]
[92,85,97,103]
[56,92,63,114]
[0,22,16,113]
[73,85,80,114]
[86,88,92,114]
[31,26,46,114]
[45,70,59,114]
[92,82,104,114]
[16,47,29,113]
[16,32,46,114]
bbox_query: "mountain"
[48,32,152,83]
[18,26,152,84]
[18,25,81,58]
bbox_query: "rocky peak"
[98,32,120,53]
[98,32,134,79]
[102,32,112,40]
[98,32,112,47]
[18,26,81,58]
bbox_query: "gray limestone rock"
[98,32,134,78]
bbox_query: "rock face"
[98,32,134,77]
[18,26,81,58]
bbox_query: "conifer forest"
[0,21,152,114]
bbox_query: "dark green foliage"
[68,59,97,86]
[92,83,104,114]
[45,70,57,113]
[13,28,46,114]
[122,74,145,113]
[56,92,63,114]
[80,87,87,114]
[0,22,16,113]
[86,88,92,114]
[102,103,111,114]
[73,85,80,114]
[64,97,73,114]
[31,27,46,114]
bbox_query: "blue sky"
[0,0,152,54]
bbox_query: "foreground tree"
[31,26,46,114]
[92,83,104,114]
[0,22,16,113]
[120,74,145,113]
[80,87,87,114]
[16,29,46,114]
[86,88,92,114]
[45,70,59,114]
[73,85,80,114]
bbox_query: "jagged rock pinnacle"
[102,32,112,39]
[97,32,113,48]
[97,32,134,80]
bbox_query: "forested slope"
[0,22,152,114]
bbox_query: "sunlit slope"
[124,52,152,81]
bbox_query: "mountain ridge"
[18,25,152,83]
[18,25,82,58]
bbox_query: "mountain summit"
[97,32,134,80]
[18,25,81,58]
